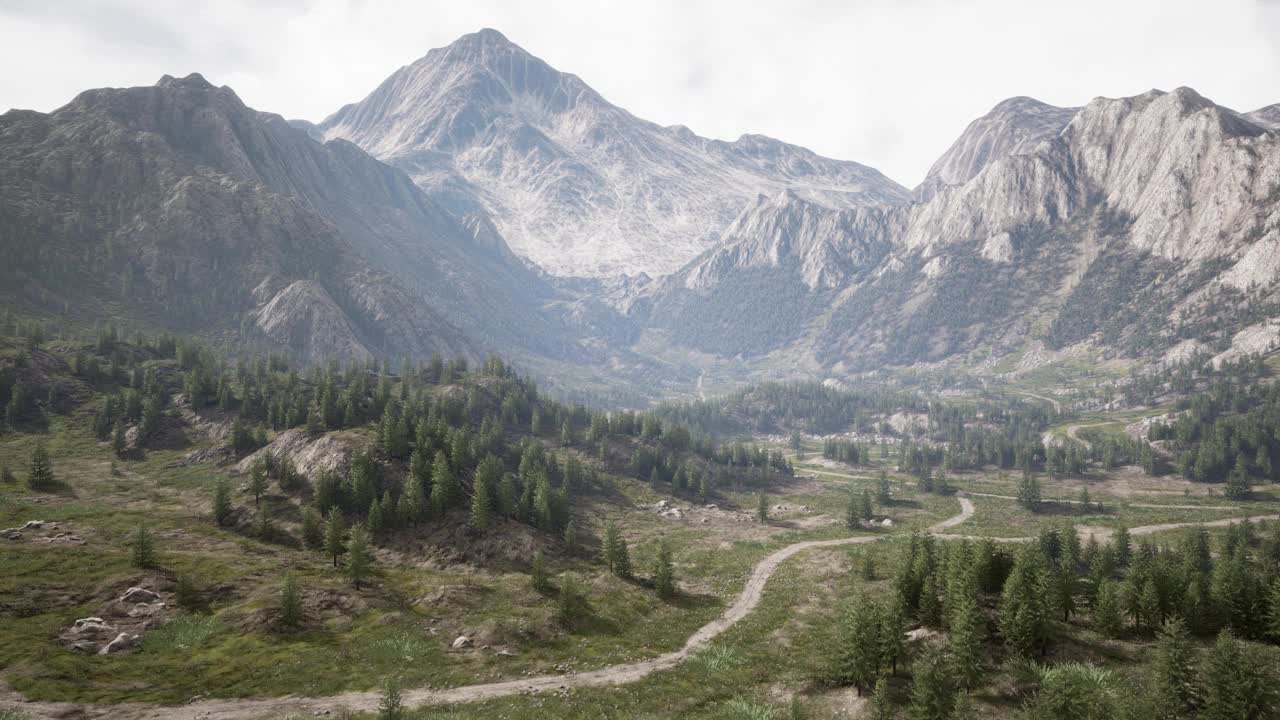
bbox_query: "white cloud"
[2,0,1277,186]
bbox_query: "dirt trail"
[1063,421,1111,451]
[2,502,976,720]
[8,496,1273,720]
[1129,514,1280,536]
[1014,390,1062,413]
[963,490,1243,512]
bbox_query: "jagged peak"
[455,27,513,46]
[1073,86,1264,138]
[427,27,539,69]
[156,73,216,91]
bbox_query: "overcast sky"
[3,0,1279,186]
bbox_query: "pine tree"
[254,507,274,542]
[1113,525,1132,567]
[212,476,232,526]
[1138,578,1162,635]
[301,505,324,550]
[495,468,516,519]
[879,599,906,676]
[429,452,458,517]
[1153,617,1199,716]
[601,521,622,573]
[1025,663,1123,719]
[324,510,346,567]
[0,463,14,484]
[876,471,892,505]
[949,691,978,720]
[377,677,405,720]
[614,533,632,579]
[757,492,769,523]
[654,538,676,599]
[1093,580,1124,638]
[348,451,376,514]
[830,597,883,695]
[366,496,383,540]
[563,519,578,556]
[1201,629,1274,720]
[345,523,373,589]
[27,442,55,491]
[174,573,196,609]
[111,423,127,457]
[861,554,877,581]
[130,526,156,568]
[248,458,268,506]
[533,471,555,531]
[908,644,955,720]
[1052,566,1076,622]
[1267,579,1280,642]
[280,574,302,629]
[870,676,895,720]
[1016,470,1041,512]
[557,572,584,627]
[531,549,550,592]
[1225,457,1251,500]
[860,489,874,521]
[846,488,861,530]
[919,573,942,627]
[470,475,493,531]
[948,594,985,688]
[999,547,1050,657]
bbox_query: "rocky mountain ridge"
[4,33,1280,399]
[638,86,1280,374]
[0,72,561,363]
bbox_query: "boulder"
[128,602,167,618]
[21,520,45,530]
[98,632,140,655]
[2,529,21,540]
[63,617,117,652]
[906,627,940,643]
[120,587,161,604]
[451,635,472,650]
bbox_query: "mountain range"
[3,28,1279,400]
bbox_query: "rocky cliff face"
[641,87,1280,374]
[319,28,909,278]
[916,96,1078,198]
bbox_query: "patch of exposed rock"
[60,584,171,654]
[237,427,368,479]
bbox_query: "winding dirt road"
[7,495,1274,720]
[962,490,1244,513]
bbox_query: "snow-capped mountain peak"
[319,29,909,278]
